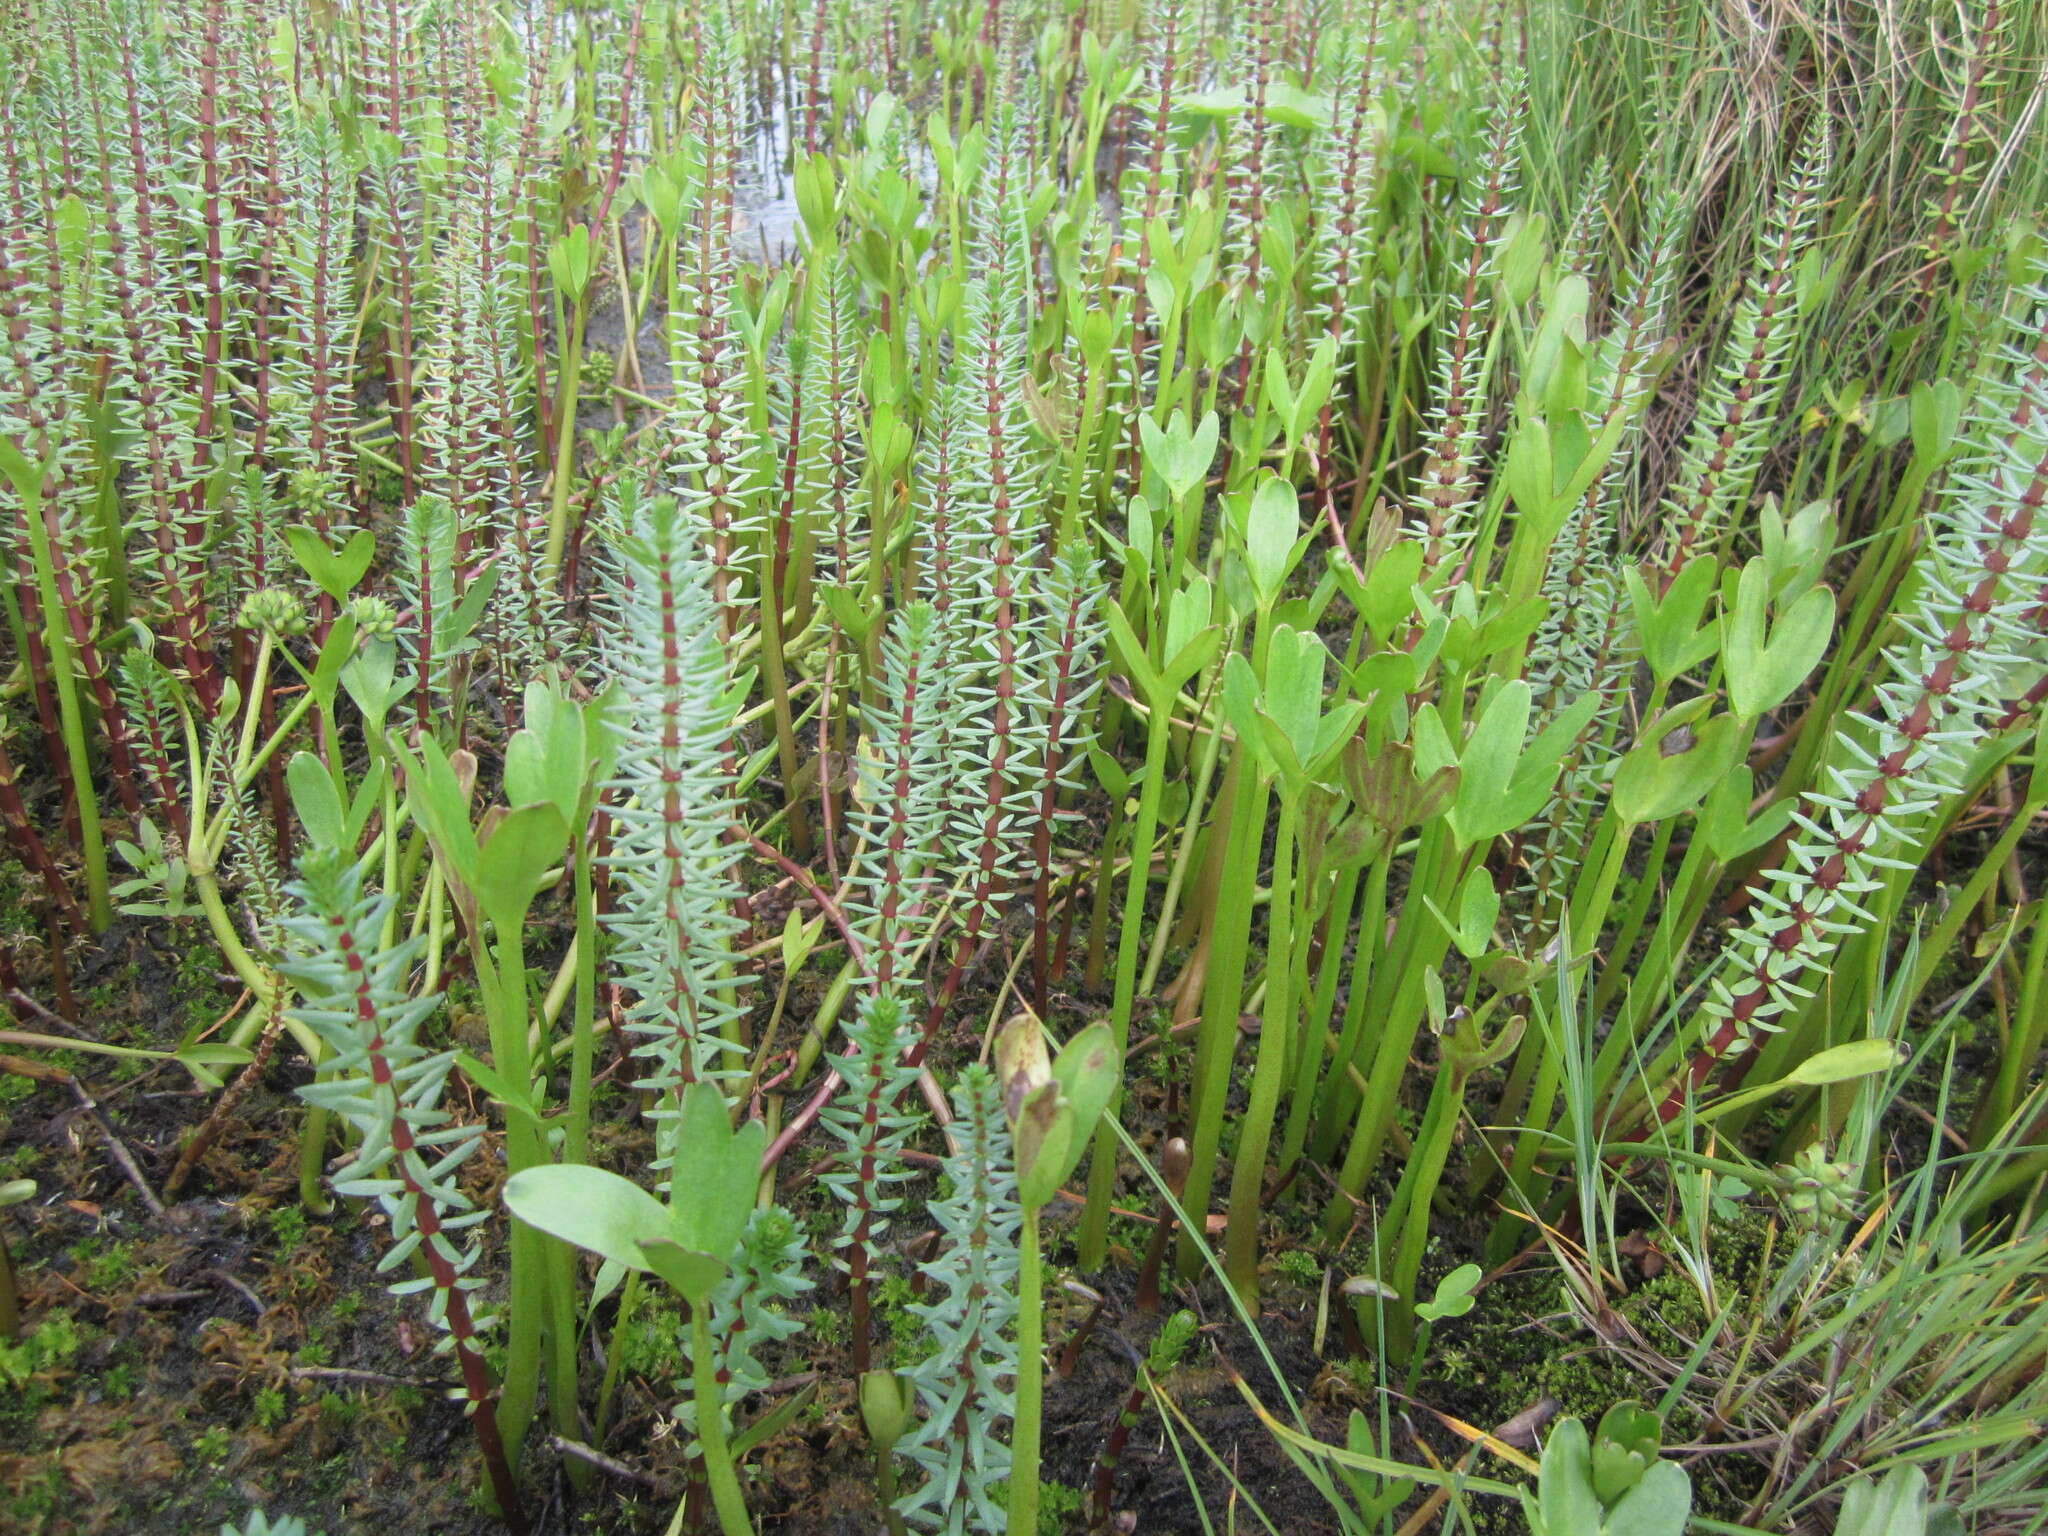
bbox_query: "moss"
[1038,1477,1084,1534]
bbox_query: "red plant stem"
[841,1053,896,1375]
[586,0,645,239]
[513,3,557,455]
[5,537,69,834]
[1226,0,1275,418]
[743,832,866,963]
[1920,0,2000,295]
[108,29,217,706]
[1088,1377,1151,1528]
[800,0,831,153]
[1662,323,2048,1120]
[1311,0,1386,516]
[1029,579,1093,1017]
[1120,0,1183,485]
[326,919,526,1536]
[1413,100,1514,573]
[817,627,841,882]
[373,0,420,495]
[1654,142,1819,590]
[304,127,344,532]
[869,626,938,992]
[0,730,85,932]
[192,0,228,444]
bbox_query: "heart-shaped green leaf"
[1445,681,1530,846]
[1724,562,1834,720]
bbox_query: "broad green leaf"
[474,803,568,938]
[635,1236,731,1304]
[503,1164,673,1273]
[1625,558,1720,683]
[665,1082,767,1297]
[1504,411,1555,517]
[1012,1082,1074,1212]
[1725,562,1834,719]
[340,636,407,733]
[1446,682,1531,847]
[1261,626,1326,769]
[1161,576,1221,687]
[1222,652,1268,766]
[1783,1039,1907,1087]
[1909,379,1962,466]
[455,1050,545,1127]
[504,681,588,823]
[1425,868,1498,959]
[1087,744,1131,799]
[1243,475,1302,609]
[1698,765,1796,862]
[399,736,481,888]
[1102,599,1163,699]
[547,225,593,299]
[1536,1419,1602,1535]
[1358,542,1425,644]
[1050,1021,1119,1154]
[736,1378,822,1460]
[305,613,359,714]
[1602,1459,1692,1536]
[284,525,376,600]
[1611,708,1746,825]
[287,753,344,850]
[1701,1039,1907,1122]
[1591,1400,1663,1503]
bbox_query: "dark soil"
[4,801,2035,1536]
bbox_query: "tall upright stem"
[1007,1212,1046,1536]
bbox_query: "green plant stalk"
[471,938,563,1466]
[1176,750,1270,1277]
[175,689,291,1025]
[1078,693,1175,1269]
[1981,900,2048,1149]
[1591,844,1719,1097]
[16,473,111,929]
[1565,812,1632,958]
[1140,659,1230,994]
[1224,778,1296,1301]
[1082,793,1123,990]
[758,541,811,859]
[1591,820,1705,1021]
[1485,1047,1561,1266]
[875,1438,908,1536]
[1308,846,1391,1163]
[685,1302,756,1536]
[1059,365,1108,552]
[1477,1015,1550,1208]
[1281,847,1362,1173]
[1007,1209,1046,1536]
[1377,1051,1470,1365]
[1321,833,1469,1243]
[594,1269,642,1443]
[566,825,599,1165]
[1911,781,2043,1003]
